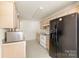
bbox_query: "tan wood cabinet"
[0,1,19,28]
[46,36,49,51]
[2,41,26,58]
[36,32,40,43]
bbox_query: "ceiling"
[15,1,76,21]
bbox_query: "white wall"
[0,29,6,58]
[20,20,40,40]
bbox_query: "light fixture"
[39,6,44,10]
[59,18,62,21]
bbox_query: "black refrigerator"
[49,13,79,58]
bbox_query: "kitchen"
[0,1,79,58]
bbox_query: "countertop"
[2,40,26,44]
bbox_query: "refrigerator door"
[61,13,77,58]
[5,32,23,43]
[49,18,64,57]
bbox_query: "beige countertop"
[2,40,26,44]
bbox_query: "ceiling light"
[59,18,62,21]
[40,7,44,10]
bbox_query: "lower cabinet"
[2,41,26,58]
[46,36,49,51]
[36,32,40,43]
[40,34,49,51]
[40,34,47,48]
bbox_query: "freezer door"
[49,18,64,57]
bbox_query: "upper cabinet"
[0,1,19,28]
[40,3,79,29]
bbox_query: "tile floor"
[26,40,51,58]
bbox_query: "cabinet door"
[0,2,16,28]
[46,36,49,51]
[16,17,20,29]
[2,41,26,58]
[13,5,20,29]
